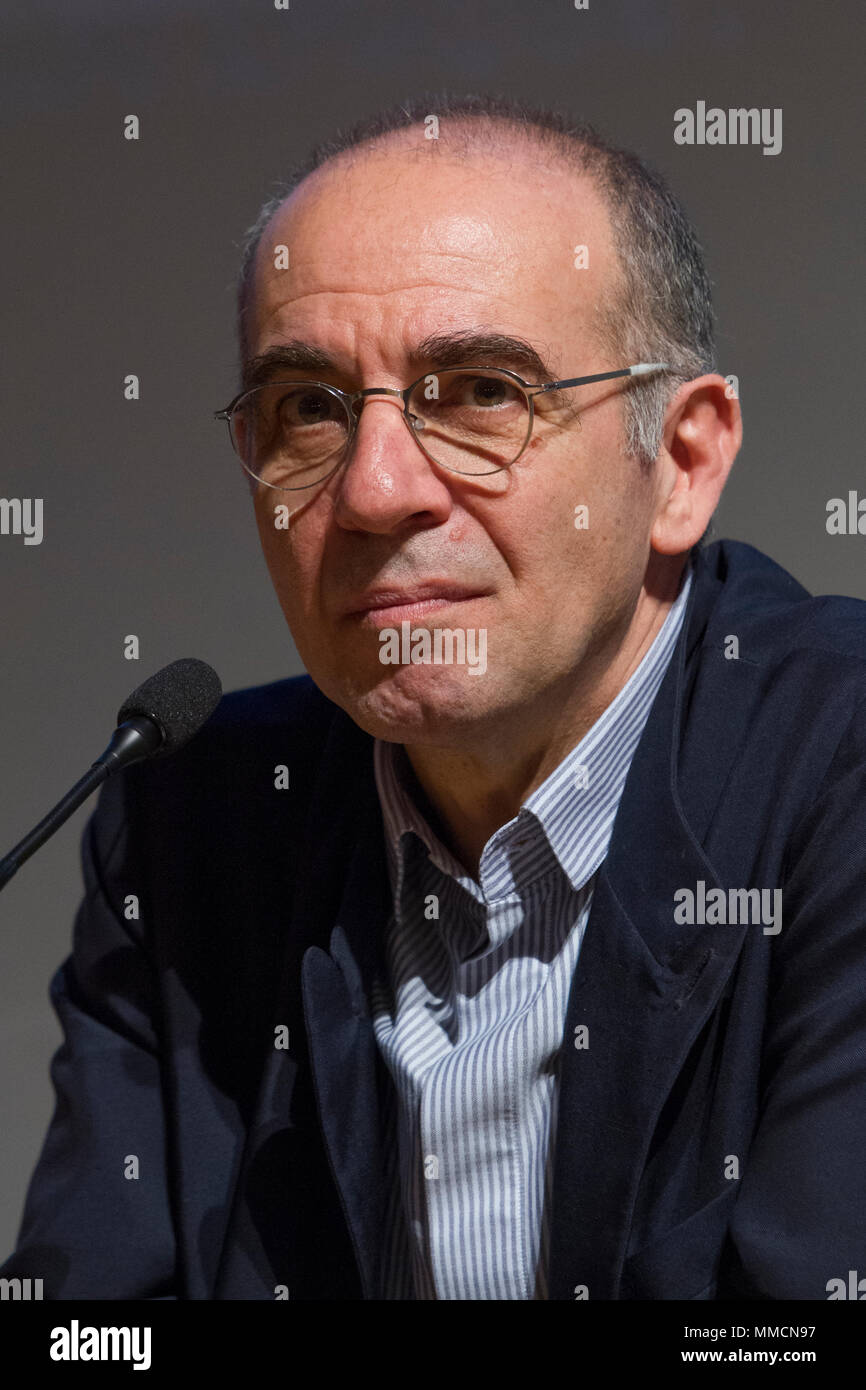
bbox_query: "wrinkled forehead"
[245,136,620,359]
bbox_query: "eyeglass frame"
[214,360,672,490]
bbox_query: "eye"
[428,371,524,413]
[275,385,343,427]
[466,375,511,407]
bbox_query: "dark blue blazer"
[3,539,866,1300]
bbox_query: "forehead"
[246,140,619,368]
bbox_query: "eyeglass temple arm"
[531,363,671,394]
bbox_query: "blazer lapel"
[547,551,762,1299]
[214,709,391,1299]
[300,804,393,1299]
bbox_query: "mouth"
[343,583,490,625]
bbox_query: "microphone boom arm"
[0,716,163,892]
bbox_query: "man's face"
[246,141,666,747]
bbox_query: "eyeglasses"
[214,361,671,492]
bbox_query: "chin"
[320,662,495,745]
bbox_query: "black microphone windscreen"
[116,658,223,757]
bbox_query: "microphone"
[0,658,222,892]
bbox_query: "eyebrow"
[240,330,559,393]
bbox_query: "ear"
[650,374,742,554]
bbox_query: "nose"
[331,392,454,535]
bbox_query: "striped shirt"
[370,564,694,1299]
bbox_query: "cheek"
[254,496,286,570]
[253,497,300,599]
[253,494,329,625]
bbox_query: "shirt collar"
[374,561,694,901]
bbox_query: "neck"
[403,561,687,878]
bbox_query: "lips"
[343,582,489,621]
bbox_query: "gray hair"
[235,92,716,479]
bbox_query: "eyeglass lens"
[229,369,534,489]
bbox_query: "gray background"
[1,0,863,1256]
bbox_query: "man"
[3,94,865,1300]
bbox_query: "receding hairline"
[299,113,592,178]
[243,115,622,352]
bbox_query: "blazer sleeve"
[725,692,866,1299]
[0,765,178,1299]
